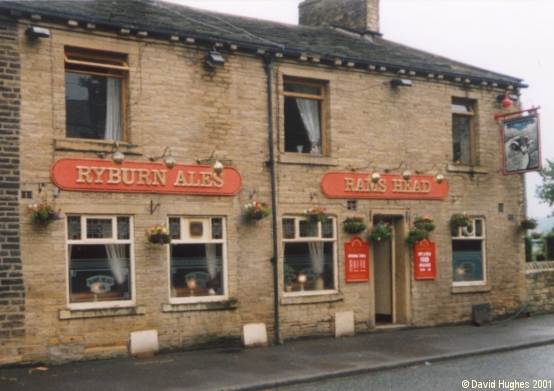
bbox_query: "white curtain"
[308,242,324,275]
[206,244,217,280]
[291,85,321,154]
[105,244,127,284]
[104,77,123,141]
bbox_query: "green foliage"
[536,159,554,216]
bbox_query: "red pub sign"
[51,158,242,196]
[344,237,370,282]
[320,172,448,200]
[414,239,436,280]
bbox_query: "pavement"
[2,314,554,391]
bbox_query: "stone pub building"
[0,0,529,365]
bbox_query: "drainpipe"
[264,52,280,344]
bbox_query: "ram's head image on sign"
[502,113,541,175]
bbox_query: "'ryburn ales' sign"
[51,158,242,196]
[320,172,448,200]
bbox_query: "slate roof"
[0,0,524,88]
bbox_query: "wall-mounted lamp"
[385,161,411,181]
[197,150,224,175]
[205,50,225,67]
[497,91,517,108]
[370,172,381,184]
[415,164,445,184]
[26,26,51,38]
[390,78,412,87]
[111,142,125,165]
[149,146,176,169]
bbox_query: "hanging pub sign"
[321,173,448,200]
[344,236,370,282]
[51,158,242,195]
[414,239,436,280]
[499,109,542,175]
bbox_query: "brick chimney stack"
[299,0,380,34]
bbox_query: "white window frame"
[168,216,228,304]
[66,215,135,310]
[282,216,338,296]
[452,217,486,286]
[64,46,128,141]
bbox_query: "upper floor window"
[452,98,476,165]
[283,78,326,155]
[282,216,336,294]
[65,47,128,141]
[452,217,486,285]
[169,217,227,301]
[67,215,133,306]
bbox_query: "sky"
[168,0,554,222]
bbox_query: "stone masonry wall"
[526,262,554,315]
[0,16,24,366]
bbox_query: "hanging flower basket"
[343,214,367,234]
[146,225,172,244]
[450,213,472,229]
[305,207,328,224]
[367,221,392,242]
[521,217,538,230]
[243,201,271,221]
[413,214,436,233]
[405,227,429,245]
[27,202,61,226]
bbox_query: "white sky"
[168,0,554,221]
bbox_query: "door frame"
[370,211,411,326]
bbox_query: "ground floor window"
[169,217,226,300]
[282,216,336,293]
[67,215,133,304]
[452,217,486,284]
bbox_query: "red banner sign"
[414,239,436,280]
[345,237,370,282]
[320,172,448,200]
[51,158,242,196]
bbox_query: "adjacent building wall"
[0,15,24,366]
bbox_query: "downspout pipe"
[264,52,280,344]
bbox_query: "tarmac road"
[270,344,554,391]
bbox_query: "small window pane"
[169,217,181,240]
[68,244,131,303]
[117,217,130,240]
[452,104,472,114]
[283,242,334,292]
[65,73,123,141]
[474,219,483,237]
[322,220,334,238]
[86,218,113,239]
[452,240,483,282]
[300,221,318,237]
[212,218,223,240]
[170,243,223,297]
[284,83,321,96]
[452,114,471,164]
[67,216,81,240]
[283,218,295,239]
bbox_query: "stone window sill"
[451,284,491,294]
[162,298,238,313]
[54,138,144,157]
[59,305,146,320]
[281,292,344,305]
[279,153,338,166]
[447,164,488,175]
